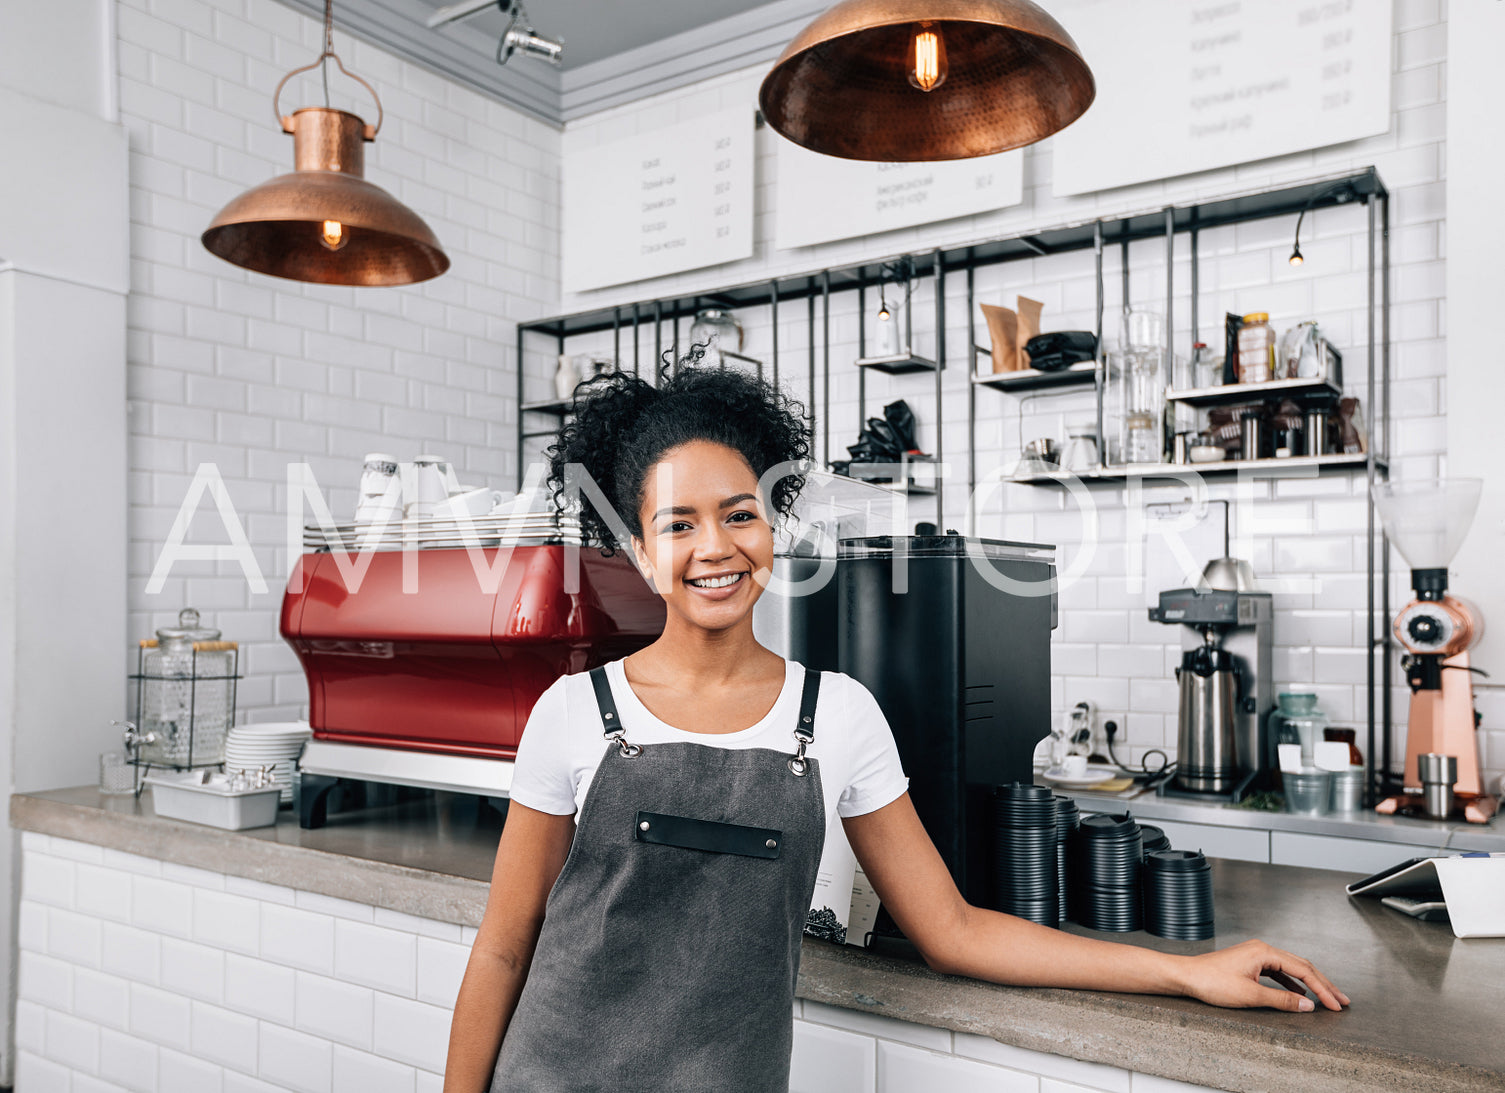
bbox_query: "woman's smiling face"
[630,439,775,632]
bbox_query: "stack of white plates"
[224,721,312,805]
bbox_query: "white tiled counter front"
[16,827,1224,1093]
[791,1001,1216,1093]
[16,831,468,1093]
[13,788,1505,1093]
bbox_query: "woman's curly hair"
[546,350,811,554]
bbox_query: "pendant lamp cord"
[322,0,333,108]
[271,0,384,138]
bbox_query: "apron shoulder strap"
[589,665,630,742]
[795,667,820,744]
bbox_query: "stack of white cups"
[353,452,508,524]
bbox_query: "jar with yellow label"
[1236,312,1276,384]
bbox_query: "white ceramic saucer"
[1041,765,1117,788]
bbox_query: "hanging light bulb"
[1288,245,1303,268]
[907,22,947,92]
[320,220,348,251]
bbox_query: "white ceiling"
[422,0,777,70]
[276,0,823,124]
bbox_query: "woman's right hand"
[1178,939,1350,1012]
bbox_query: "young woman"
[443,364,1347,1093]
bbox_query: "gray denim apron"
[490,665,826,1093]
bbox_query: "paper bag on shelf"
[981,297,1045,373]
[981,303,1018,373]
[1017,296,1043,366]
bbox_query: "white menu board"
[562,107,754,293]
[775,140,1023,251]
[1051,0,1392,197]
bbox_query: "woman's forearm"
[930,902,1190,996]
[442,947,532,1093]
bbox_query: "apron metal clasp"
[788,724,813,776]
[605,729,642,758]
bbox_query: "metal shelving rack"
[515,167,1393,801]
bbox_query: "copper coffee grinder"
[1372,479,1497,823]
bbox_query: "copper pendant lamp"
[202,0,449,285]
[758,0,1095,163]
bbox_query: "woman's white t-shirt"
[508,657,910,829]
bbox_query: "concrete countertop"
[12,787,1505,1093]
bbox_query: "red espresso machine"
[281,506,664,825]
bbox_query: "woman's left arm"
[841,794,1349,1012]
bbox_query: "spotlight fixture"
[759,0,1095,162]
[201,0,448,285]
[499,6,564,66]
[1287,181,1358,269]
[426,0,563,67]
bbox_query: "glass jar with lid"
[1236,312,1276,384]
[133,608,239,769]
[688,307,743,370]
[1191,342,1223,389]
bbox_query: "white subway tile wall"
[119,0,560,721]
[115,0,1493,795]
[554,7,1500,794]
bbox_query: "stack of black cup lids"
[1144,850,1215,940]
[989,782,1059,928]
[1139,824,1171,860]
[1054,795,1080,924]
[1069,812,1144,932]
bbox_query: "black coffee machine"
[837,533,1057,907]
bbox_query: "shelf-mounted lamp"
[758,0,1095,162]
[1288,181,1361,269]
[201,0,449,286]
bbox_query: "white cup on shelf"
[406,454,452,519]
[437,488,506,519]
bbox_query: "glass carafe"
[1112,309,1167,465]
[1274,692,1328,769]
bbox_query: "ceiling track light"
[426,0,563,67]
[498,3,563,66]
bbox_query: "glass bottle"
[1192,342,1222,389]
